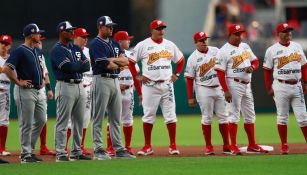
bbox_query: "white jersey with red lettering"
[215,42,257,82]
[129,38,183,81]
[0,56,10,126]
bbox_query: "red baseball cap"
[150,20,167,30]
[73,28,90,38]
[228,24,245,35]
[193,32,210,43]
[0,35,12,45]
[114,31,133,42]
[276,23,293,33]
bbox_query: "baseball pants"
[0,90,10,126]
[121,87,134,126]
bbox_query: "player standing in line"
[89,16,136,160]
[263,23,307,154]
[128,20,185,155]
[105,31,139,156]
[214,24,268,155]
[65,27,91,155]
[51,21,91,162]
[184,32,230,155]
[3,23,46,163]
[33,37,56,156]
[0,35,12,157]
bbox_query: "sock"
[40,123,47,148]
[277,124,287,145]
[143,123,153,146]
[244,123,256,146]
[106,125,113,149]
[219,123,229,146]
[123,126,133,148]
[229,123,238,146]
[81,128,87,149]
[0,126,8,151]
[167,122,176,146]
[65,128,71,151]
[201,124,212,147]
[300,126,307,142]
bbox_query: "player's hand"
[138,95,143,106]
[47,90,54,100]
[0,66,3,73]
[18,79,33,88]
[224,91,232,103]
[137,76,151,84]
[170,74,179,83]
[188,98,196,108]
[245,66,254,74]
[267,89,274,97]
[107,61,119,70]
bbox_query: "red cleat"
[40,146,56,156]
[106,146,115,156]
[281,144,289,155]
[247,144,269,154]
[81,147,91,155]
[137,145,154,156]
[126,147,135,155]
[230,145,242,155]
[168,144,180,155]
[204,146,214,155]
[223,145,232,154]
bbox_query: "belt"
[63,79,82,84]
[27,84,43,90]
[153,80,165,83]
[101,73,118,79]
[278,79,299,85]
[233,78,249,84]
[201,85,219,88]
[83,83,92,88]
[0,88,7,92]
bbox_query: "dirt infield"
[1,143,306,164]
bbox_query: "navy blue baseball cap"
[57,21,77,32]
[23,23,45,37]
[97,16,117,27]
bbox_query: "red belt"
[201,85,219,88]
[233,78,249,84]
[0,88,7,92]
[278,79,299,85]
[154,80,165,83]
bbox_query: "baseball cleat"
[246,144,269,154]
[115,149,136,159]
[31,154,43,162]
[169,144,180,155]
[21,155,38,164]
[0,150,11,156]
[137,145,154,156]
[81,148,91,155]
[204,146,214,155]
[0,158,9,164]
[106,146,115,156]
[223,145,232,155]
[230,145,242,155]
[281,144,289,155]
[69,154,92,161]
[126,147,135,155]
[40,146,56,156]
[56,155,69,162]
[93,149,112,160]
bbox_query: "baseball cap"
[73,28,90,38]
[113,31,133,42]
[97,16,117,27]
[193,32,210,43]
[0,35,13,45]
[57,21,77,33]
[276,23,293,33]
[150,20,167,30]
[23,23,45,37]
[228,24,245,35]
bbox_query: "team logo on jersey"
[147,46,154,50]
[277,53,301,69]
[147,50,172,65]
[197,57,203,62]
[230,50,236,55]
[114,47,119,57]
[199,58,216,77]
[277,50,283,55]
[231,51,251,68]
[75,52,81,60]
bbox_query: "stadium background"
[1,0,307,118]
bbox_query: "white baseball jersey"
[263,41,307,80]
[215,42,257,82]
[82,47,93,86]
[119,50,140,86]
[129,38,183,81]
[184,47,220,86]
[0,56,11,90]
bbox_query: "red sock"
[229,123,238,146]
[81,128,87,148]
[40,123,47,148]
[244,123,256,146]
[65,128,71,151]
[0,126,8,150]
[219,123,229,146]
[123,126,133,148]
[167,122,176,146]
[201,124,212,147]
[277,124,287,145]
[300,126,307,142]
[106,125,112,148]
[143,123,153,146]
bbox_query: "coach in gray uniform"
[89,16,135,159]
[3,23,46,163]
[51,21,91,162]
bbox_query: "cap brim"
[281,27,294,32]
[128,36,134,39]
[66,27,77,30]
[105,23,117,27]
[38,30,45,34]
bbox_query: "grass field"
[1,114,307,175]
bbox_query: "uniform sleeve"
[172,43,184,63]
[5,49,20,70]
[41,55,48,75]
[214,50,227,71]
[89,42,109,69]
[129,43,142,63]
[297,44,307,66]
[51,47,71,69]
[263,48,273,69]
[184,55,195,78]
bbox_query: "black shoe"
[31,154,43,162]
[0,158,9,164]
[56,155,69,162]
[70,154,91,161]
[21,155,37,163]
[115,149,136,159]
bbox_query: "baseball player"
[214,24,268,155]
[0,35,12,156]
[105,31,139,156]
[185,32,230,155]
[65,27,92,155]
[89,16,136,160]
[33,37,56,156]
[128,20,185,155]
[51,21,91,162]
[263,23,307,154]
[2,23,46,163]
